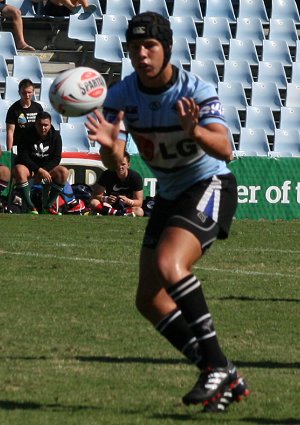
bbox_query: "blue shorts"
[142,173,237,250]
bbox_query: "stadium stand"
[236,128,271,156]
[270,129,300,157]
[101,14,128,43]
[12,54,43,84]
[205,0,236,23]
[190,59,219,88]
[238,0,269,23]
[105,0,135,19]
[171,0,203,23]
[0,54,9,85]
[60,122,90,152]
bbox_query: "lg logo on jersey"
[160,139,198,159]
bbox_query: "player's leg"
[136,246,204,368]
[13,164,37,213]
[1,5,35,50]
[45,165,69,209]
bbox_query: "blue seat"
[172,0,203,23]
[285,83,300,107]
[39,77,54,102]
[0,32,17,61]
[238,0,269,23]
[268,18,298,47]
[291,62,300,84]
[105,0,134,19]
[169,16,198,44]
[101,14,128,43]
[94,34,125,63]
[68,12,98,43]
[245,106,276,135]
[171,36,192,66]
[228,39,259,66]
[195,37,225,66]
[236,128,270,156]
[38,101,63,130]
[205,0,236,23]
[0,99,12,127]
[235,17,265,46]
[223,60,254,89]
[262,40,292,66]
[257,61,287,89]
[271,0,300,23]
[60,123,90,152]
[0,54,9,84]
[280,106,300,130]
[202,17,232,46]
[138,0,169,19]
[190,59,219,88]
[223,105,241,136]
[271,129,300,157]
[13,55,44,85]
[218,81,248,110]
[121,58,134,79]
[251,82,283,111]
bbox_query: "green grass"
[0,216,299,425]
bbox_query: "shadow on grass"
[213,295,300,303]
[151,413,300,424]
[0,399,100,411]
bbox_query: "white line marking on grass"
[1,250,299,279]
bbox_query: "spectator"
[0,148,11,211]
[13,111,69,214]
[42,0,96,17]
[90,151,144,217]
[6,79,43,152]
[0,1,35,50]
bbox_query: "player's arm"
[86,109,126,170]
[6,123,15,151]
[177,97,233,161]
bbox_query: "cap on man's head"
[126,11,173,51]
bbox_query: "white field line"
[0,250,299,279]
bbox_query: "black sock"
[156,309,204,369]
[167,274,227,368]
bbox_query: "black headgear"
[126,12,173,66]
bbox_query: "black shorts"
[142,173,237,250]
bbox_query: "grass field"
[0,215,299,425]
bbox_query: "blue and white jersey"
[103,67,231,199]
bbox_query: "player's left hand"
[176,97,199,136]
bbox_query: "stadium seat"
[235,17,265,46]
[271,0,300,23]
[291,62,300,85]
[0,127,7,151]
[257,61,287,89]
[295,41,300,62]
[280,106,300,130]
[121,58,134,79]
[3,76,20,101]
[195,37,225,66]
[217,81,248,110]
[67,114,89,125]
[251,82,283,111]
[245,106,276,135]
[172,0,203,23]
[228,39,259,66]
[238,0,269,23]
[262,40,293,66]
[126,133,139,154]
[270,129,300,157]
[0,54,9,85]
[202,17,232,46]
[87,0,103,20]
[105,0,134,19]
[138,0,169,19]
[67,12,98,43]
[12,56,44,85]
[94,34,125,63]
[285,83,300,107]
[101,14,128,43]
[0,32,17,61]
[223,105,241,136]
[223,60,254,89]
[190,59,219,88]
[60,123,90,152]
[205,0,236,23]
[236,128,270,156]
[6,0,37,18]
[39,77,54,103]
[169,16,198,44]
[0,99,12,127]
[171,36,192,66]
[268,18,298,47]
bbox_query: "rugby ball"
[49,67,107,117]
